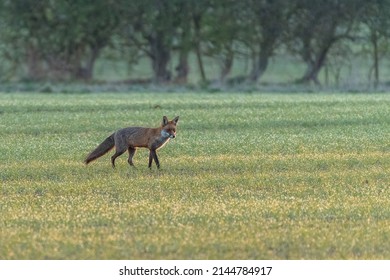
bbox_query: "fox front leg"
[148,149,160,169]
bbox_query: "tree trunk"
[297,44,332,85]
[75,46,101,81]
[193,14,206,83]
[174,22,191,84]
[248,38,275,83]
[298,63,321,85]
[46,56,72,81]
[174,50,189,84]
[151,53,171,83]
[371,30,379,88]
[219,48,234,84]
[195,45,206,83]
[249,50,269,82]
[148,33,171,83]
[26,45,45,81]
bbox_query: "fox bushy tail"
[84,133,115,164]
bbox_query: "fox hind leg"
[111,148,126,168]
[128,147,136,167]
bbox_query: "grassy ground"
[1,92,389,259]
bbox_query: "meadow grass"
[0,92,389,259]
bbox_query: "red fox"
[85,116,179,169]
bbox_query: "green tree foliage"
[286,0,363,84]
[123,0,187,83]
[242,0,289,83]
[1,0,390,84]
[1,0,121,81]
[360,0,390,87]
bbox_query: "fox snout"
[161,129,176,139]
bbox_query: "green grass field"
[1,92,389,259]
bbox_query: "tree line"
[0,0,389,86]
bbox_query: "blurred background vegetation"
[1,0,390,91]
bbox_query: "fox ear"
[172,116,179,124]
[162,116,169,126]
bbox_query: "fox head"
[161,116,179,139]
